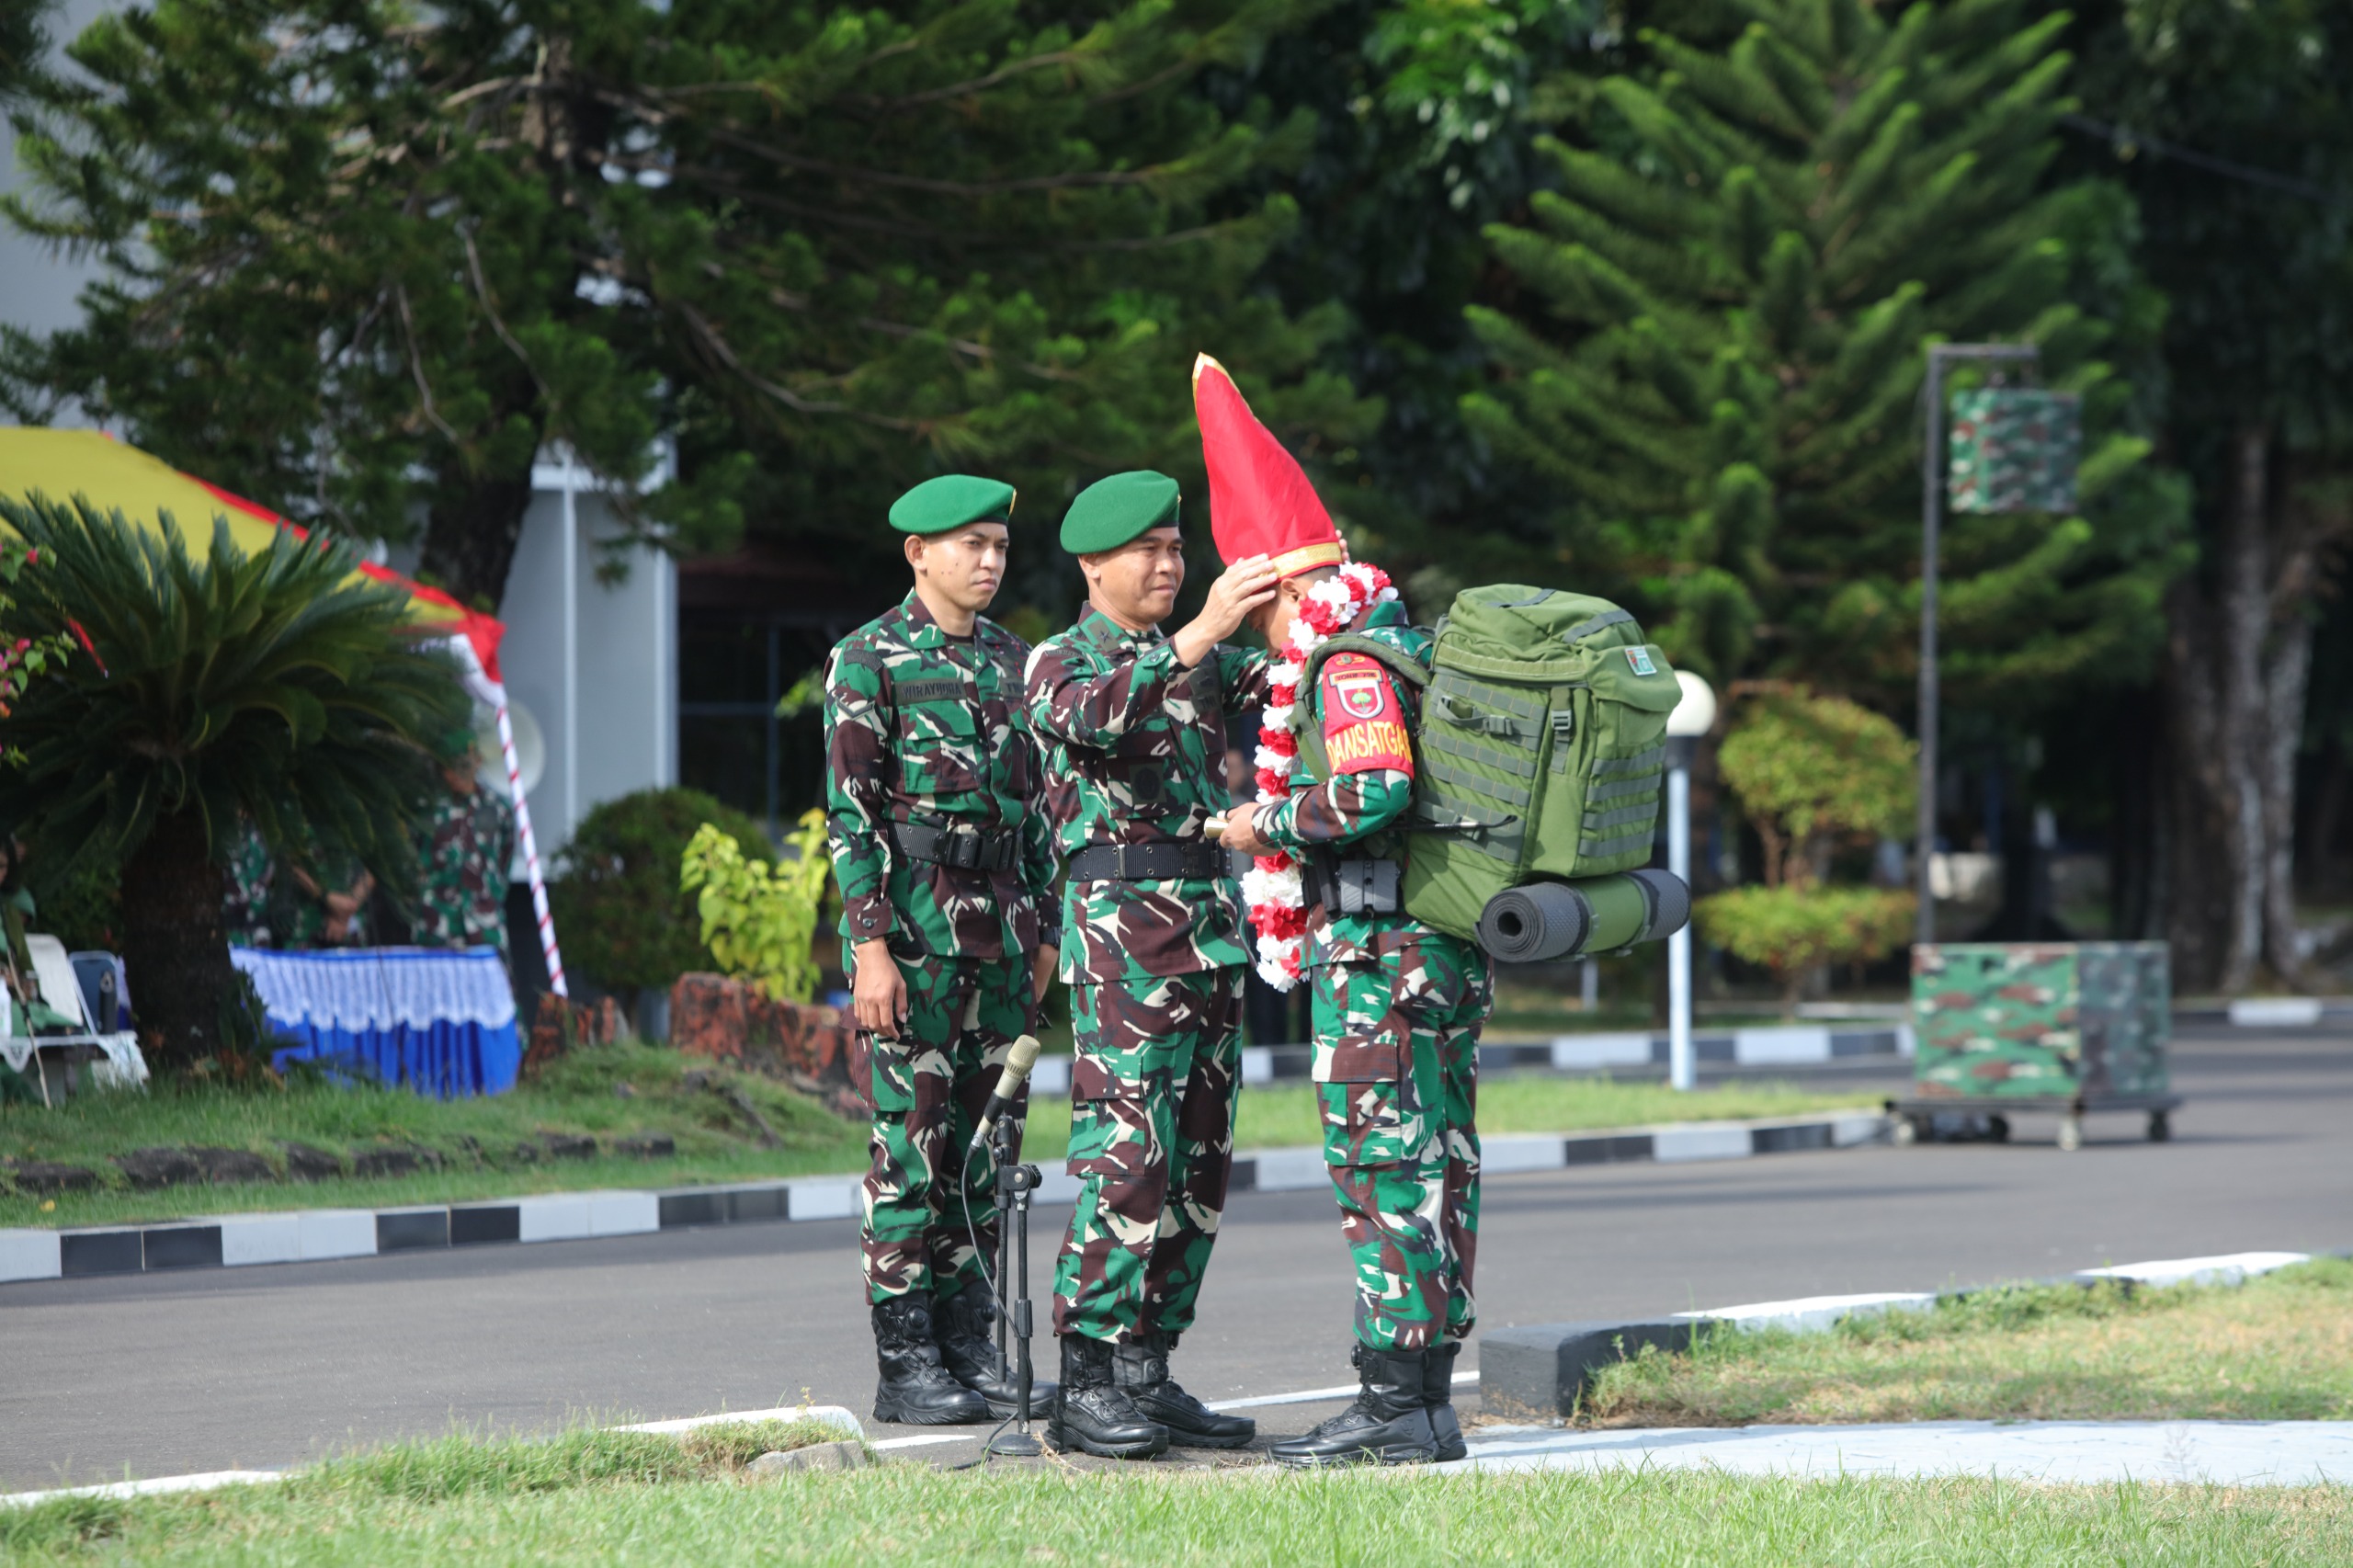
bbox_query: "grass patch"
[1582,1258,2353,1426]
[1,1044,867,1229]
[4,1438,2348,1565]
[5,1046,1871,1230]
[1018,1074,1876,1160]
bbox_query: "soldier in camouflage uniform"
[411,735,516,962]
[222,814,277,949]
[824,474,1063,1426]
[1201,356,1493,1466]
[1024,470,1279,1460]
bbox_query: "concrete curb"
[1478,1249,2338,1420]
[0,1109,1890,1288]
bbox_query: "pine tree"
[1200,0,1602,579]
[0,0,1370,612]
[1461,0,2188,706]
[2066,0,2353,989]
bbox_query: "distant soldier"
[824,475,1062,1426]
[222,815,277,949]
[411,733,516,961]
[1023,471,1279,1459]
[1204,356,1492,1466]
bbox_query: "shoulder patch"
[1318,653,1412,777]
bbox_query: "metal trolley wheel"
[1884,1094,2179,1153]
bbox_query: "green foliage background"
[549,787,772,998]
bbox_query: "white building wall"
[497,466,676,857]
[1,0,120,364]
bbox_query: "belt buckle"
[947,824,981,869]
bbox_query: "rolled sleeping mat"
[1475,881,1590,964]
[1473,869,1692,963]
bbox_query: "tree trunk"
[119,810,236,1073]
[2158,426,2325,994]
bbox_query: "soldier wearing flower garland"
[1200,355,1494,1468]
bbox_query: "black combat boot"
[1268,1346,1438,1469]
[933,1280,1058,1419]
[1045,1333,1168,1460]
[870,1295,990,1426]
[1110,1332,1256,1449]
[1424,1339,1466,1462]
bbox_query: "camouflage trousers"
[1051,968,1245,1344]
[1311,932,1492,1351]
[854,947,1036,1304]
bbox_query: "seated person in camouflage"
[1210,359,1491,1467]
[277,832,375,949]
[823,475,1063,1426]
[1022,471,1280,1460]
[410,732,516,962]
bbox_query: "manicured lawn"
[1580,1258,2353,1426]
[4,1040,1871,1230]
[0,1043,868,1229]
[1019,1075,1877,1160]
[4,1428,2346,1564]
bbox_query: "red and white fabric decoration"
[1244,562,1396,989]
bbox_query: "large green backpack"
[1301,586,1684,944]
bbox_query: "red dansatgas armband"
[1318,653,1413,776]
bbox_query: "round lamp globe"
[1666,670,1717,739]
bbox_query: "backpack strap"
[1300,631,1433,691]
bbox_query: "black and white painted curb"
[1480,1248,2334,1420]
[1026,1025,1913,1099]
[0,1109,1889,1287]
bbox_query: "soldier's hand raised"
[1174,555,1279,667]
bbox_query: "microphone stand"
[986,1112,1044,1458]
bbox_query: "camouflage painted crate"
[1911,942,2170,1100]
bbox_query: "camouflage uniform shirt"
[824,591,1059,960]
[413,787,516,959]
[1256,599,1435,966]
[1024,607,1269,983]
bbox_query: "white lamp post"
[1665,671,1718,1092]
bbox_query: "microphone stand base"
[986,1429,1045,1458]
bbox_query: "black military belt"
[892,821,1018,872]
[1066,842,1231,882]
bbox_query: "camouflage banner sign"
[1948,389,2082,515]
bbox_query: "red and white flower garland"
[1242,562,1397,989]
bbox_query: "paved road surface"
[4,1026,2347,1491]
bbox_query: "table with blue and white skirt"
[231,946,521,1097]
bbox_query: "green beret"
[1061,471,1181,555]
[890,474,1016,536]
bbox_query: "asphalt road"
[3,1025,2347,1491]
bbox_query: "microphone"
[970,1033,1046,1154]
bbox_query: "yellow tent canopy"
[0,427,505,676]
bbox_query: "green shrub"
[679,811,834,1004]
[549,788,770,999]
[1699,689,1916,1009]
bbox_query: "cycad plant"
[1463,0,2187,701]
[0,495,470,1070]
